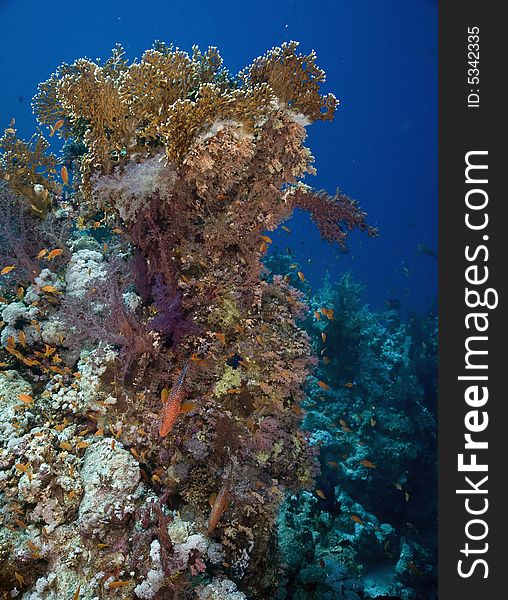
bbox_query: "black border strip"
[439,3,505,598]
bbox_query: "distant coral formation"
[0,42,378,598]
[264,260,438,600]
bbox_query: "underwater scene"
[0,1,437,599]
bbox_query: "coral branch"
[290,185,379,249]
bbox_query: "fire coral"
[0,41,377,598]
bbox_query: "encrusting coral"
[0,42,377,598]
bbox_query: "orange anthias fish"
[49,119,64,136]
[61,166,69,186]
[158,362,190,437]
[360,459,377,469]
[47,248,64,261]
[339,419,352,433]
[317,380,330,391]
[1,265,16,275]
[320,308,335,320]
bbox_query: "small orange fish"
[50,119,64,136]
[281,225,291,233]
[17,394,33,404]
[320,308,335,320]
[47,248,64,260]
[26,540,40,553]
[60,441,72,451]
[321,332,327,342]
[260,235,272,244]
[351,515,364,525]
[41,285,61,294]
[339,419,352,433]
[61,166,69,186]
[1,265,16,275]
[72,585,81,600]
[36,248,48,259]
[108,581,131,589]
[259,241,269,253]
[326,460,339,469]
[16,287,24,300]
[214,332,226,345]
[360,459,377,469]
[344,382,354,388]
[313,310,321,321]
[315,489,326,500]
[18,331,27,348]
[297,271,305,282]
[217,193,228,201]
[317,380,330,390]
[14,518,28,529]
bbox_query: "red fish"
[208,475,231,534]
[158,362,190,437]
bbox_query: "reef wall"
[0,42,377,598]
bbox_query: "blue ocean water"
[0,0,437,314]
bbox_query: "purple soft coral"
[149,274,197,342]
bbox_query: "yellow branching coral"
[240,40,339,122]
[30,41,336,193]
[0,128,57,217]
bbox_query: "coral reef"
[0,42,378,598]
[263,264,438,599]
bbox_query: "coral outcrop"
[0,42,376,598]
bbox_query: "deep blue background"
[0,0,437,313]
